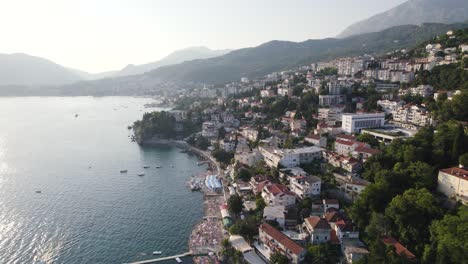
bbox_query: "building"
[323,199,340,212]
[260,89,275,98]
[303,216,332,244]
[342,239,370,263]
[305,134,327,148]
[235,149,262,167]
[324,151,362,174]
[202,121,218,138]
[437,167,468,203]
[258,223,307,264]
[263,206,286,228]
[261,182,296,207]
[392,104,432,127]
[289,175,322,198]
[278,87,293,97]
[318,106,345,121]
[219,139,236,152]
[341,113,385,133]
[259,146,322,168]
[319,95,346,106]
[381,236,416,261]
[377,100,404,114]
[241,127,259,141]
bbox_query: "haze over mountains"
[338,0,468,38]
[1,0,468,94]
[0,47,231,86]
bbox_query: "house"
[318,106,345,121]
[324,151,362,174]
[303,216,332,244]
[437,167,468,204]
[234,149,262,167]
[219,139,236,152]
[261,182,296,207]
[258,223,307,264]
[325,211,359,242]
[319,95,346,106]
[263,206,286,228]
[202,121,218,138]
[381,236,416,261]
[341,112,385,133]
[241,127,259,141]
[289,175,322,198]
[333,173,371,198]
[377,100,404,114]
[323,199,340,212]
[342,239,370,263]
[305,134,327,148]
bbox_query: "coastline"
[139,138,226,262]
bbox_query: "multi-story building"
[278,87,293,97]
[303,216,332,244]
[258,223,307,264]
[341,113,385,133]
[318,106,345,121]
[392,104,432,127]
[201,121,218,138]
[241,127,259,141]
[219,139,236,152]
[305,134,327,148]
[260,146,322,168]
[400,85,434,98]
[261,182,296,207]
[437,167,468,203]
[289,176,322,198]
[377,100,404,114]
[319,95,346,106]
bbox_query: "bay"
[0,97,204,264]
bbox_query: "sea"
[0,97,205,264]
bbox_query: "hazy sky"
[0,0,407,73]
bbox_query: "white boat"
[152,251,162,255]
[175,257,182,263]
[120,170,128,173]
[137,172,145,176]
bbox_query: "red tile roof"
[354,146,381,155]
[440,167,468,181]
[257,180,270,193]
[381,236,416,260]
[305,216,331,230]
[307,134,321,140]
[265,183,294,196]
[329,229,340,245]
[335,139,355,146]
[260,223,305,255]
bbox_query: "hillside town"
[135,29,468,264]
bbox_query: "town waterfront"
[0,97,205,264]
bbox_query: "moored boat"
[152,251,162,255]
[120,170,128,173]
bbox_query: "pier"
[125,251,192,264]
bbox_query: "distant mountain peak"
[338,0,468,38]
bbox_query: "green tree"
[459,153,468,167]
[270,252,289,264]
[385,188,443,256]
[422,206,468,264]
[227,194,244,215]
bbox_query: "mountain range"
[0,47,231,87]
[338,0,468,38]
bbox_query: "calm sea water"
[0,97,204,264]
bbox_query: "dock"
[125,251,192,264]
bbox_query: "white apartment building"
[241,127,259,141]
[341,113,385,133]
[289,176,322,198]
[437,167,468,203]
[260,146,322,168]
[318,106,345,121]
[392,104,432,127]
[258,223,307,264]
[377,100,404,114]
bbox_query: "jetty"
[125,251,192,264]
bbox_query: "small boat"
[36,190,42,194]
[152,251,162,255]
[137,172,145,176]
[155,166,161,168]
[175,257,182,263]
[75,114,79,118]
[120,170,128,173]
[143,165,150,169]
